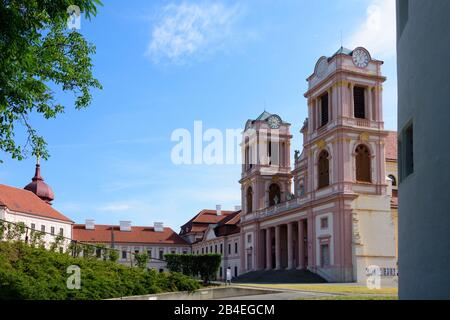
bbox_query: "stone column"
[287,223,294,269]
[265,228,272,270]
[297,220,305,269]
[275,225,281,270]
[367,87,373,121]
[307,215,314,268]
[327,88,332,121]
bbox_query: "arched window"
[388,174,397,187]
[355,144,371,182]
[246,187,253,213]
[318,150,330,188]
[268,184,281,206]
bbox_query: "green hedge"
[0,241,200,300]
[164,253,221,284]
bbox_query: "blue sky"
[0,0,397,230]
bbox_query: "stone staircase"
[233,269,327,284]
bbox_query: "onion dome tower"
[24,159,55,204]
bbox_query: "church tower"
[296,46,389,198]
[238,47,397,282]
[24,160,55,204]
[240,111,293,216]
[292,47,395,282]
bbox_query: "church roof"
[0,184,72,222]
[256,111,273,121]
[331,46,353,58]
[385,131,398,161]
[251,110,289,125]
[73,224,189,245]
[23,164,54,204]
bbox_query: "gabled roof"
[216,210,240,227]
[0,184,73,223]
[181,209,233,228]
[73,224,189,245]
[385,131,398,161]
[214,210,241,237]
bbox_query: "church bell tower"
[240,111,293,215]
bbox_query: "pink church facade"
[239,47,398,282]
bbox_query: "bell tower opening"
[268,183,281,206]
[318,150,330,189]
[246,186,253,213]
[355,144,371,182]
[353,86,366,119]
[320,92,329,126]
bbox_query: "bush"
[0,241,200,300]
[134,252,149,269]
[165,254,221,284]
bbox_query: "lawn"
[237,283,398,296]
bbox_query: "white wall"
[352,195,397,282]
[1,208,73,248]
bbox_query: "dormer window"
[353,86,366,119]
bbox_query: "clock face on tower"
[352,48,370,68]
[267,115,282,129]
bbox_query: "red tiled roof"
[191,209,234,224]
[73,224,189,245]
[180,209,234,235]
[385,131,397,161]
[214,211,241,237]
[190,224,209,233]
[218,211,241,226]
[0,184,73,223]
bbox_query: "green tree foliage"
[107,248,119,263]
[0,241,200,299]
[134,252,149,269]
[0,0,102,161]
[165,254,222,284]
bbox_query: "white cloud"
[346,0,396,58]
[147,2,242,64]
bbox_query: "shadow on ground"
[233,269,327,284]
